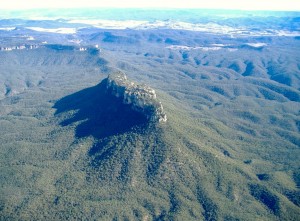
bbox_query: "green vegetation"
[1,19,300,220]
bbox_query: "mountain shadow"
[54,78,168,184]
[53,79,148,139]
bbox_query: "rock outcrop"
[105,71,167,123]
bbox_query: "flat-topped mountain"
[53,72,167,140]
[105,71,167,123]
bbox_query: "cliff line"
[105,71,167,123]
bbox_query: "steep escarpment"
[105,71,167,123]
[54,71,167,140]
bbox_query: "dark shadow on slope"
[249,184,280,216]
[54,79,148,139]
[196,186,218,221]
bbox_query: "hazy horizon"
[1,8,299,21]
[0,0,299,12]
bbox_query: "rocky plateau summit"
[104,71,167,123]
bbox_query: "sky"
[0,0,299,11]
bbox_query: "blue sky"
[0,0,299,11]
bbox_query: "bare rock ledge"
[104,71,167,123]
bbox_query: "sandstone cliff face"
[105,71,167,123]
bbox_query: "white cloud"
[26,27,77,34]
